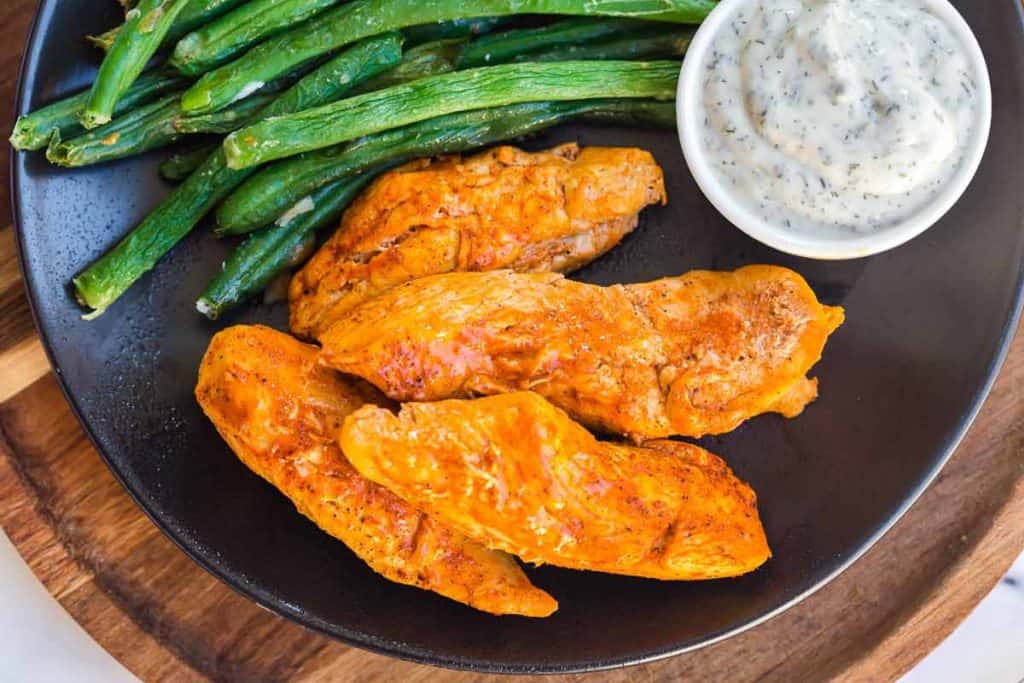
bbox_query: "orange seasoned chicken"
[290,143,666,339]
[321,266,845,441]
[339,392,771,580]
[195,325,557,617]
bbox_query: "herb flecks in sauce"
[700,0,981,235]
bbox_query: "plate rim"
[10,0,1024,674]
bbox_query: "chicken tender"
[320,267,845,441]
[195,325,557,617]
[339,392,771,580]
[290,143,666,339]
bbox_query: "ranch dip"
[698,0,983,235]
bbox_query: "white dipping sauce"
[699,0,982,235]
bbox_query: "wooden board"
[1,3,1023,680]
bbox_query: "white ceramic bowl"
[676,0,993,260]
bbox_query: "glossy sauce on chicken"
[320,266,844,441]
[340,392,771,580]
[196,325,557,617]
[289,143,666,339]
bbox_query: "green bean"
[355,21,682,96]
[167,0,253,42]
[171,0,346,77]
[403,17,509,46]
[352,39,465,95]
[360,24,691,97]
[216,97,675,234]
[171,63,330,139]
[173,93,276,134]
[45,38,390,167]
[47,95,184,168]
[518,26,694,62]
[578,99,676,127]
[262,33,403,116]
[81,0,192,129]
[47,88,280,168]
[160,144,219,181]
[52,62,334,163]
[73,35,404,317]
[197,171,384,319]
[74,151,238,317]
[223,60,679,169]
[10,69,185,151]
[458,18,644,68]
[180,0,713,114]
[92,0,252,53]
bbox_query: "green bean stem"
[47,88,287,168]
[223,60,679,169]
[14,60,312,155]
[10,69,185,151]
[87,30,119,52]
[51,60,341,165]
[171,0,346,77]
[180,0,713,114]
[73,35,404,317]
[92,0,252,54]
[197,172,383,319]
[81,0,192,129]
[47,95,184,168]
[160,144,219,181]
[74,150,239,318]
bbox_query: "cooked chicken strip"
[290,143,666,339]
[339,392,771,580]
[320,267,845,441]
[195,325,557,617]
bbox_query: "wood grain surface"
[2,2,1023,681]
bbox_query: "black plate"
[12,0,1024,674]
